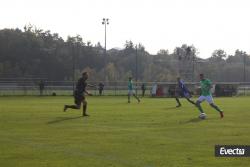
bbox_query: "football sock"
[66,105,79,109]
[196,103,204,113]
[175,98,181,106]
[186,98,196,105]
[83,104,87,115]
[210,104,222,112]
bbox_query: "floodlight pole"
[102,19,109,56]
[244,54,246,95]
[244,54,246,82]
[104,23,107,55]
[72,43,75,92]
[192,54,195,82]
[102,18,109,81]
[135,45,138,95]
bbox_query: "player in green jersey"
[196,74,224,118]
[128,77,140,103]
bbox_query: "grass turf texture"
[0,96,250,167]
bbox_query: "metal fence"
[0,79,250,96]
[0,79,151,96]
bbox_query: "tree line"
[0,25,249,82]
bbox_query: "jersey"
[178,80,189,94]
[75,77,87,95]
[128,80,133,90]
[200,79,212,96]
[73,77,87,105]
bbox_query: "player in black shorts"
[63,72,92,116]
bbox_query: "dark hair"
[200,73,204,77]
[82,72,88,76]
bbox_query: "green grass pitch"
[0,96,250,167]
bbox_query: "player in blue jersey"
[175,77,196,107]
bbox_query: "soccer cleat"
[176,104,181,108]
[83,114,89,117]
[220,111,224,118]
[63,105,67,112]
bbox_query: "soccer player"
[175,77,196,107]
[63,72,92,117]
[196,74,224,118]
[128,77,140,103]
[39,80,45,96]
[98,82,104,96]
[141,83,146,97]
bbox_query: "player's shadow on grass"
[179,118,202,124]
[180,117,219,124]
[47,116,82,124]
[164,107,178,111]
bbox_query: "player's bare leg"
[63,104,80,112]
[133,94,140,103]
[210,103,224,118]
[185,97,196,105]
[128,94,131,103]
[175,97,181,107]
[196,101,204,113]
[82,100,89,116]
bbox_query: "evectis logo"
[220,147,245,155]
[215,145,250,157]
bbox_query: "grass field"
[0,96,250,167]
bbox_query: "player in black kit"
[63,72,93,116]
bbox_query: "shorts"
[183,92,191,98]
[74,91,85,106]
[197,95,214,104]
[175,90,191,98]
[128,90,135,96]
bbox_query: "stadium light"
[102,18,109,56]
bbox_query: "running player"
[128,77,140,103]
[63,72,92,117]
[196,74,224,118]
[175,77,196,107]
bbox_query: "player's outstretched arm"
[84,90,93,96]
[87,84,97,87]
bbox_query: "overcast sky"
[1,0,250,58]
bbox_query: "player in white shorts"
[196,74,224,118]
[197,95,214,104]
